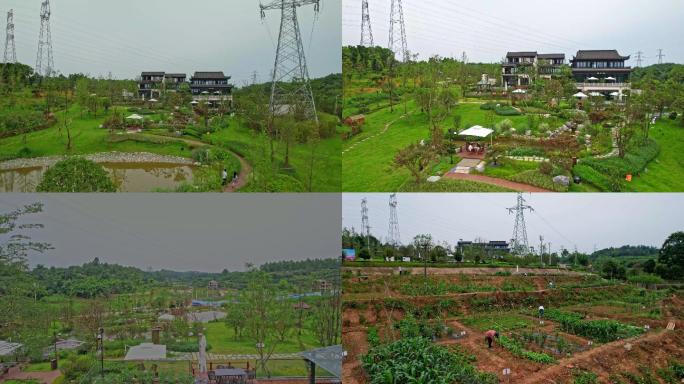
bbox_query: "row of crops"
[543,309,643,342]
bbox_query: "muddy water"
[0,162,195,192]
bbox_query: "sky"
[1,0,341,84]
[0,194,341,272]
[342,193,684,254]
[342,0,684,65]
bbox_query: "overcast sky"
[2,0,341,84]
[0,194,340,272]
[343,0,684,65]
[343,193,684,254]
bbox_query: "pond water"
[0,162,195,192]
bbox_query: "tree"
[643,259,656,274]
[394,142,438,184]
[37,157,116,192]
[657,231,684,279]
[358,248,371,260]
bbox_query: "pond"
[0,162,195,192]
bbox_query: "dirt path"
[1,367,61,383]
[342,113,408,155]
[443,172,552,192]
[147,135,252,193]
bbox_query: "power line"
[3,9,16,64]
[260,0,319,124]
[360,0,374,46]
[361,198,371,253]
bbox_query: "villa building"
[571,50,631,98]
[502,52,565,89]
[164,73,187,92]
[138,71,165,100]
[190,71,234,109]
[457,240,511,254]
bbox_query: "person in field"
[485,329,499,348]
[221,168,228,186]
[539,305,545,318]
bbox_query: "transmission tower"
[36,0,54,77]
[635,51,643,68]
[361,198,371,252]
[260,0,319,124]
[657,49,665,65]
[360,0,374,46]
[3,10,16,64]
[387,193,400,247]
[507,193,534,256]
[388,0,408,62]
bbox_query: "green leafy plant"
[37,157,116,192]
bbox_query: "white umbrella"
[609,91,619,96]
[190,100,199,105]
[148,98,158,102]
[605,77,616,81]
[586,76,598,81]
[512,89,526,94]
[125,114,144,120]
[573,92,588,99]
[589,92,603,97]
[201,91,209,95]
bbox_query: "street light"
[97,327,104,378]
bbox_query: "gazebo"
[125,114,144,132]
[458,125,494,146]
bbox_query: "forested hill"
[590,245,659,259]
[29,258,339,298]
[631,63,684,83]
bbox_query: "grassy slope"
[630,117,684,191]
[206,119,341,192]
[342,100,528,191]
[203,320,322,354]
[0,106,191,159]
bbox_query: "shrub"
[538,161,553,175]
[668,111,677,120]
[499,335,556,364]
[496,119,514,132]
[496,105,522,116]
[509,147,544,157]
[509,170,568,192]
[37,157,116,192]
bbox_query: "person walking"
[232,171,239,186]
[221,168,228,186]
[538,305,545,318]
[485,329,499,348]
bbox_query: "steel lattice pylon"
[260,0,319,124]
[507,193,534,256]
[361,198,371,252]
[36,0,54,77]
[387,193,400,246]
[388,0,408,62]
[3,9,16,64]
[360,0,374,46]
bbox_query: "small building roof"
[124,343,166,361]
[537,53,565,60]
[164,73,186,78]
[141,72,165,76]
[506,51,537,57]
[0,341,23,356]
[574,50,630,61]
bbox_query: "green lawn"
[342,101,529,191]
[630,117,684,191]
[203,320,323,355]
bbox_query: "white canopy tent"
[458,125,494,146]
[573,92,588,99]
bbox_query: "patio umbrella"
[586,76,599,81]
[190,100,199,105]
[201,91,209,95]
[605,76,616,81]
[512,89,526,94]
[589,92,603,97]
[573,92,588,99]
[125,114,144,120]
[148,98,158,102]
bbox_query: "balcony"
[576,82,630,89]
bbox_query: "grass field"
[630,117,684,191]
[203,320,323,354]
[342,101,529,191]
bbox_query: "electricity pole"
[3,9,16,64]
[388,0,408,62]
[361,198,371,254]
[387,193,400,247]
[635,51,643,68]
[657,49,665,65]
[508,193,534,256]
[360,0,374,46]
[36,0,54,77]
[260,0,320,124]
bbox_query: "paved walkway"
[443,172,551,192]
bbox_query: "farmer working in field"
[539,305,545,318]
[485,329,499,348]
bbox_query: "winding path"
[443,172,552,192]
[143,135,252,193]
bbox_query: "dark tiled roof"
[141,71,165,76]
[165,73,186,78]
[189,84,233,89]
[507,51,537,57]
[574,50,630,60]
[538,53,565,59]
[192,71,230,80]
